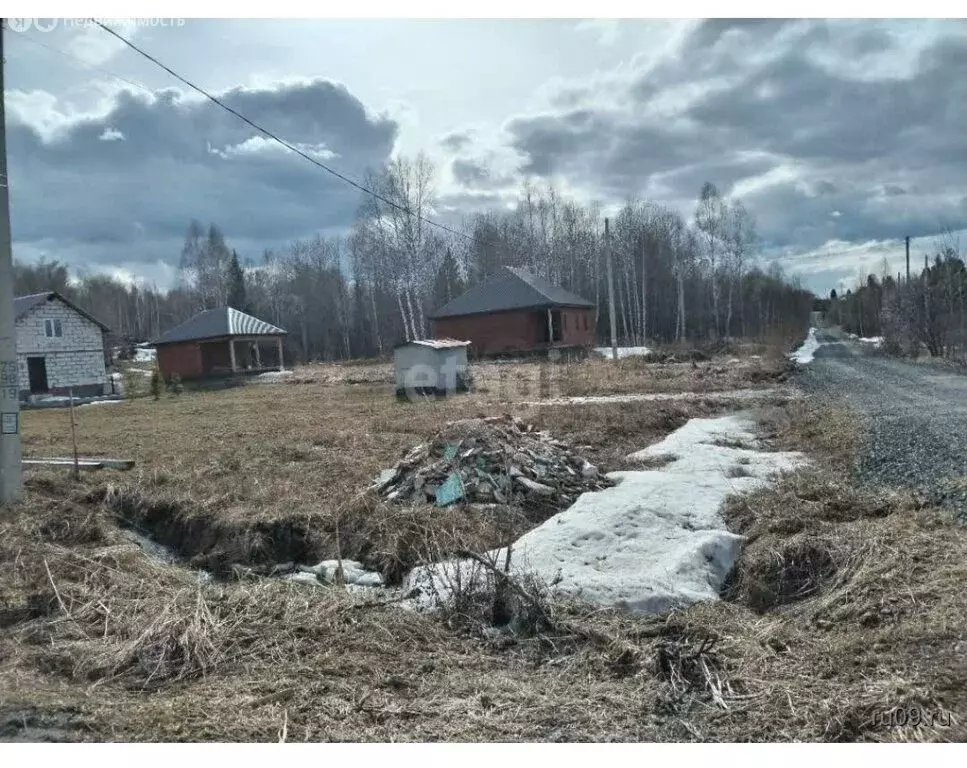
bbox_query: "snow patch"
[789,328,821,364]
[858,336,884,347]
[406,413,804,614]
[284,571,324,586]
[256,370,293,380]
[520,388,783,407]
[133,348,156,363]
[298,559,384,587]
[594,346,653,359]
[78,399,124,408]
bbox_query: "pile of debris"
[374,414,611,514]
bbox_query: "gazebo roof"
[151,307,286,346]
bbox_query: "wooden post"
[605,217,618,361]
[276,337,284,371]
[68,387,79,481]
[228,338,237,372]
[254,341,262,370]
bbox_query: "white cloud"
[62,23,133,67]
[574,19,621,47]
[208,135,336,161]
[98,127,124,141]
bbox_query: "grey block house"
[14,292,111,401]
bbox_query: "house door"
[27,357,49,394]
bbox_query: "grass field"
[3,350,964,741]
[19,354,788,575]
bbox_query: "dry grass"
[5,359,965,741]
[17,357,771,576]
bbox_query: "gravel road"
[795,328,967,518]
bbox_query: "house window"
[583,315,588,331]
[44,319,63,338]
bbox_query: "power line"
[89,20,470,241]
[5,25,154,95]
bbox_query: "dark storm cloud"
[451,158,491,186]
[499,20,967,258]
[8,79,398,272]
[440,130,473,152]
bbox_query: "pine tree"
[227,250,247,311]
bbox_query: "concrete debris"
[298,559,384,587]
[375,414,611,513]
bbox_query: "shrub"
[150,369,162,401]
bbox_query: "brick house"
[13,292,111,401]
[151,307,286,381]
[429,266,596,357]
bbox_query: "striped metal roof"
[397,338,471,350]
[152,307,286,345]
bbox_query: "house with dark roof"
[13,292,111,401]
[151,307,287,381]
[429,266,596,357]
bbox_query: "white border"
[2,3,959,19]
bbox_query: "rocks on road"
[796,328,967,518]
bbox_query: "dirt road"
[796,328,967,517]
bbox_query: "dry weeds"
[18,359,764,575]
[4,361,965,741]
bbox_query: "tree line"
[827,240,967,360]
[12,154,813,361]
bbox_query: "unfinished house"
[13,292,111,401]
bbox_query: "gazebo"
[151,307,287,381]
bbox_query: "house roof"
[395,338,471,350]
[429,266,594,319]
[151,307,287,346]
[14,291,111,331]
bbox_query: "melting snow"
[858,336,884,347]
[406,413,804,614]
[594,346,653,359]
[256,370,293,380]
[133,348,156,363]
[520,388,783,407]
[789,328,821,364]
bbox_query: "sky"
[4,17,967,296]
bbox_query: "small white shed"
[394,339,471,399]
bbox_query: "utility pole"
[0,21,24,505]
[604,217,617,361]
[905,235,910,283]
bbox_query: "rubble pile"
[375,414,611,514]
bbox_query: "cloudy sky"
[5,17,967,295]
